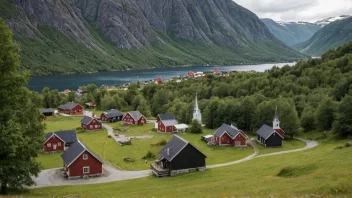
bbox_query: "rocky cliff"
[1,0,305,75]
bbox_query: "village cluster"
[40,91,286,179]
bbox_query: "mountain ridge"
[294,17,352,56]
[1,0,305,76]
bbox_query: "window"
[58,142,61,146]
[83,166,90,174]
[83,154,88,160]
[47,143,51,147]
[90,125,93,129]
[95,125,99,128]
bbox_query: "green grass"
[36,153,63,170]
[256,139,306,155]
[42,116,82,133]
[26,133,352,197]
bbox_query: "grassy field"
[26,133,352,197]
[36,153,63,170]
[42,116,82,133]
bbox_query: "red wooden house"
[58,102,84,115]
[213,69,220,75]
[156,114,178,133]
[213,124,248,147]
[61,140,104,179]
[123,111,147,125]
[101,109,124,122]
[155,78,163,84]
[43,130,77,152]
[81,116,102,130]
[188,72,195,78]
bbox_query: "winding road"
[31,123,319,188]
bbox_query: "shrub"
[277,164,318,177]
[152,139,167,147]
[190,120,203,134]
[142,151,156,160]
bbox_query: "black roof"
[40,108,54,113]
[157,114,175,121]
[103,109,123,118]
[256,124,282,139]
[61,140,104,167]
[159,135,206,162]
[58,102,80,110]
[214,124,243,139]
[80,116,95,125]
[45,130,77,144]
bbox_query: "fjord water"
[28,63,295,92]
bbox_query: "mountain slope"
[261,18,322,46]
[1,0,305,76]
[294,17,352,56]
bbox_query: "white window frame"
[83,154,88,160]
[90,125,93,129]
[58,142,61,146]
[47,143,51,147]
[83,166,90,174]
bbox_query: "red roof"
[155,78,163,83]
[274,128,285,136]
[63,89,71,94]
[213,69,220,74]
[188,72,195,76]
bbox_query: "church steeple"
[273,105,280,129]
[193,93,202,124]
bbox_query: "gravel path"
[31,121,319,188]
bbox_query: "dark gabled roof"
[159,135,206,162]
[256,124,283,140]
[45,130,77,144]
[214,124,244,139]
[157,114,175,121]
[80,116,94,125]
[40,108,54,113]
[127,111,144,121]
[61,140,104,167]
[58,102,80,110]
[103,109,123,118]
[162,120,178,127]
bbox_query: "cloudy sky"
[233,0,352,22]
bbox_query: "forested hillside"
[0,0,304,75]
[41,42,352,138]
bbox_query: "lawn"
[42,116,82,133]
[256,139,306,155]
[26,134,352,197]
[36,153,63,170]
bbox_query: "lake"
[28,62,295,92]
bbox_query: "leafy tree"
[0,19,44,193]
[42,87,52,108]
[333,95,352,137]
[189,120,203,134]
[137,99,151,117]
[67,91,76,102]
[315,97,338,131]
[300,105,316,132]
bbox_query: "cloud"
[233,0,352,22]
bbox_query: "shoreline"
[29,60,302,78]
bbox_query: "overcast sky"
[233,0,352,22]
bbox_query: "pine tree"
[0,19,44,193]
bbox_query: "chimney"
[167,148,170,156]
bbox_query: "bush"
[152,139,167,147]
[190,120,203,134]
[142,151,156,160]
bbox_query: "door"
[235,141,241,146]
[53,144,57,150]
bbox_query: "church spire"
[193,93,202,124]
[194,93,199,111]
[273,105,280,129]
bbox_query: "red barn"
[156,114,178,133]
[81,116,102,130]
[155,78,163,84]
[213,124,248,147]
[44,130,77,152]
[61,140,104,179]
[58,102,84,115]
[123,111,147,125]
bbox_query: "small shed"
[256,124,284,147]
[40,108,54,117]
